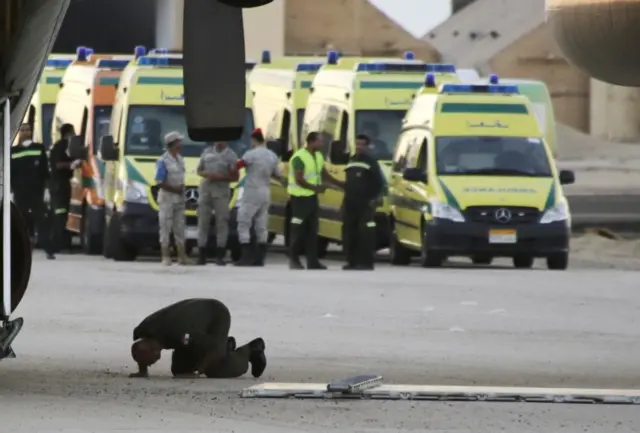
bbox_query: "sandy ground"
[557,125,640,195]
[1,249,640,432]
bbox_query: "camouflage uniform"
[157,150,186,263]
[196,144,238,264]
[235,146,282,266]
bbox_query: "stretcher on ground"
[241,375,640,404]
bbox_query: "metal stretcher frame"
[241,376,640,404]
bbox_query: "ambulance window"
[93,106,112,153]
[392,131,412,172]
[339,111,349,143]
[320,105,340,150]
[406,136,422,167]
[265,111,280,140]
[296,109,305,145]
[280,110,291,148]
[302,103,323,140]
[41,104,55,148]
[416,138,428,172]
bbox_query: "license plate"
[185,227,198,240]
[489,229,516,244]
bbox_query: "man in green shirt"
[287,132,343,270]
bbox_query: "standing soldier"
[341,134,384,270]
[287,132,343,270]
[234,129,285,267]
[155,132,189,266]
[10,123,55,259]
[49,123,82,254]
[196,141,239,266]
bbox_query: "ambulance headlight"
[124,181,149,204]
[539,201,569,224]
[428,201,465,222]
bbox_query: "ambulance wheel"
[81,209,102,255]
[110,215,137,262]
[513,255,534,269]
[546,253,568,270]
[472,255,493,265]
[389,226,411,265]
[420,227,444,268]
[103,216,114,259]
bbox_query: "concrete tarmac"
[1,252,640,432]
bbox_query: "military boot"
[214,247,226,266]
[234,243,255,266]
[254,244,268,266]
[248,338,267,378]
[176,244,192,265]
[161,246,172,266]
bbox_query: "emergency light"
[439,84,519,94]
[426,64,456,73]
[296,63,323,72]
[356,62,428,72]
[261,50,271,63]
[46,59,73,68]
[96,59,130,69]
[136,56,184,67]
[404,51,415,60]
[327,50,339,65]
[134,46,147,58]
[425,73,436,87]
[149,48,169,54]
[76,46,88,61]
[489,74,499,84]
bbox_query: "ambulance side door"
[404,132,430,245]
[389,128,415,242]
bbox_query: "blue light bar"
[46,59,73,68]
[86,48,94,56]
[440,84,519,94]
[96,59,130,69]
[327,50,339,65]
[261,50,271,63]
[426,63,456,73]
[149,48,168,54]
[356,62,428,72]
[136,56,183,67]
[296,63,322,72]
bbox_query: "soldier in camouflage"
[196,141,239,265]
[155,131,189,266]
[234,129,285,266]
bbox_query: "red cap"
[252,128,263,135]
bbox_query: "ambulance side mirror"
[68,135,87,160]
[329,140,349,165]
[403,168,427,183]
[559,169,575,185]
[99,135,119,161]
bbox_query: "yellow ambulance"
[388,79,575,270]
[98,54,254,261]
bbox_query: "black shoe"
[355,264,374,270]
[46,252,56,260]
[215,247,226,266]
[342,264,356,270]
[254,244,267,266]
[197,249,207,265]
[234,244,255,267]
[307,262,327,270]
[289,257,304,270]
[248,337,266,378]
[227,336,236,352]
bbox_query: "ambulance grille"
[464,206,540,224]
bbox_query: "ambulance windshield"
[355,110,405,160]
[124,106,254,157]
[435,136,552,177]
[41,104,55,149]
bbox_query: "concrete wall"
[243,0,285,60]
[284,0,439,60]
[590,80,640,142]
[489,23,590,132]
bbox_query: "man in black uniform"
[10,123,55,259]
[129,298,267,378]
[341,134,384,270]
[49,123,81,253]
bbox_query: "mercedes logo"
[494,208,511,223]
[185,188,198,202]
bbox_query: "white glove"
[71,159,82,169]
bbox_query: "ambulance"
[388,77,575,270]
[248,51,326,238]
[289,51,461,254]
[21,54,75,147]
[98,54,254,261]
[53,47,145,255]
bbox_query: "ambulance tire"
[110,215,137,262]
[472,256,493,265]
[389,223,411,266]
[513,255,534,269]
[81,208,102,255]
[546,253,568,270]
[420,225,444,268]
[103,216,114,259]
